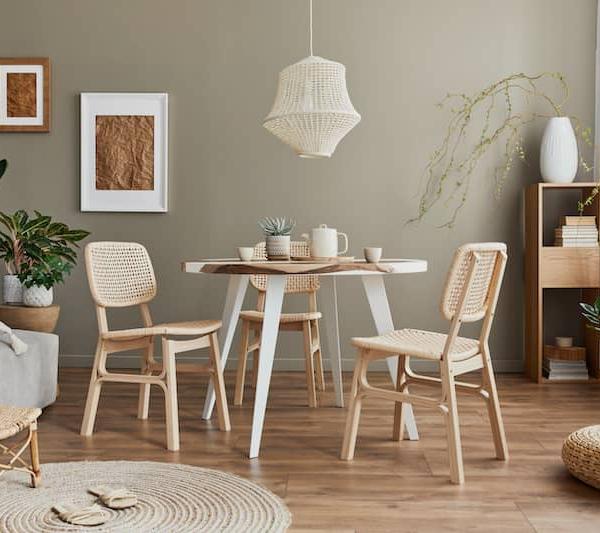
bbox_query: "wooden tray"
[543,344,586,361]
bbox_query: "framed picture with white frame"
[80,92,168,212]
[0,57,50,132]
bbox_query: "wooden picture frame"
[80,93,168,212]
[0,58,50,132]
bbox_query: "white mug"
[238,247,254,261]
[364,247,382,263]
[302,224,348,258]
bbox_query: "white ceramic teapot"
[302,224,348,258]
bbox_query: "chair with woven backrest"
[341,242,509,484]
[80,241,230,451]
[0,405,41,487]
[234,241,326,408]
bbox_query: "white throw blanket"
[0,321,27,355]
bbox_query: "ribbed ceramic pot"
[23,286,53,307]
[3,275,23,304]
[265,235,291,260]
[540,117,578,183]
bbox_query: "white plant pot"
[540,117,578,183]
[3,275,23,304]
[23,286,53,308]
[265,235,291,260]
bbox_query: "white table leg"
[249,275,286,458]
[319,276,344,408]
[361,275,419,441]
[202,274,249,420]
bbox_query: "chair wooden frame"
[0,420,41,488]
[234,242,325,408]
[341,243,509,484]
[80,242,230,451]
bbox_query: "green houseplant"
[0,210,89,306]
[581,297,600,331]
[0,159,6,181]
[258,217,295,260]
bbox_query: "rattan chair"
[80,242,230,451]
[341,243,509,484]
[0,405,41,487]
[234,242,325,408]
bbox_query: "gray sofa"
[0,329,58,408]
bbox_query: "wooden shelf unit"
[525,182,600,383]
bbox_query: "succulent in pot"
[258,217,295,260]
[0,210,89,305]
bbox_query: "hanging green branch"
[408,72,592,228]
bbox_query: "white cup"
[238,247,254,261]
[364,247,382,263]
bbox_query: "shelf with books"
[525,182,600,383]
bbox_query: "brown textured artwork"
[6,73,37,117]
[95,115,154,190]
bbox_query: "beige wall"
[0,0,596,370]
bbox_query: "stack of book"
[543,358,589,380]
[554,216,599,247]
[543,345,588,381]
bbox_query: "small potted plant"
[0,210,89,305]
[19,256,73,307]
[258,217,295,260]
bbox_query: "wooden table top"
[182,258,428,276]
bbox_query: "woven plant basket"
[562,425,600,489]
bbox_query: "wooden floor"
[33,368,600,532]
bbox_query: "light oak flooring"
[33,369,600,532]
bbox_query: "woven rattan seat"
[352,329,479,362]
[341,243,509,485]
[81,242,230,452]
[0,406,41,440]
[102,320,221,340]
[562,425,600,489]
[0,405,42,487]
[240,311,322,324]
[235,241,326,408]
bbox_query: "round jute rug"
[0,461,291,532]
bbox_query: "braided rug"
[0,461,291,532]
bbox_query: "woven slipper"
[89,486,138,510]
[52,503,109,526]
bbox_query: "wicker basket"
[562,425,600,489]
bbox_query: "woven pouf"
[0,461,291,532]
[562,425,600,490]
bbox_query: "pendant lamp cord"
[309,0,314,56]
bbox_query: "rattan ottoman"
[562,425,600,489]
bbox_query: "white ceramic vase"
[540,117,578,183]
[3,275,23,304]
[23,285,53,307]
[265,235,291,260]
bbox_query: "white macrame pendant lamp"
[263,0,361,158]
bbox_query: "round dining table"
[182,258,428,458]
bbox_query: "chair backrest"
[85,241,157,308]
[250,241,320,294]
[440,242,507,323]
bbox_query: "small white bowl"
[364,247,382,263]
[238,247,254,261]
[555,336,573,348]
